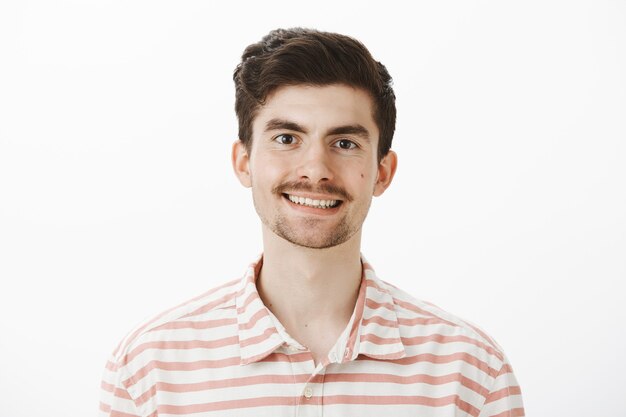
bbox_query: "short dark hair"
[233,27,396,162]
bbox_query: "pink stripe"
[151,317,237,331]
[399,316,465,326]
[101,381,114,393]
[136,374,311,406]
[322,394,480,416]
[463,321,505,361]
[485,386,522,404]
[158,396,297,414]
[236,289,259,314]
[401,333,500,357]
[240,346,285,365]
[490,407,525,417]
[238,308,270,331]
[161,373,309,391]
[123,357,242,388]
[125,336,240,363]
[461,375,490,397]
[362,315,398,328]
[360,332,402,346]
[380,279,401,291]
[464,321,499,351]
[114,278,240,356]
[99,402,111,413]
[110,411,140,417]
[363,315,454,328]
[361,351,406,360]
[365,352,498,378]
[365,298,396,312]
[239,326,278,348]
[325,372,489,397]
[365,278,393,294]
[114,387,132,400]
[393,298,459,327]
[181,290,240,319]
[264,351,312,363]
[105,360,118,371]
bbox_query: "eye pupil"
[339,139,352,149]
[280,135,293,144]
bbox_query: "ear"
[232,140,252,188]
[373,150,397,197]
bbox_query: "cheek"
[251,155,285,180]
[358,168,376,182]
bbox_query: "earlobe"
[232,140,252,188]
[373,150,398,197]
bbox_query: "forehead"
[252,84,378,137]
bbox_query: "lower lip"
[282,195,342,216]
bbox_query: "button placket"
[296,370,325,417]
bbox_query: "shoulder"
[109,276,242,364]
[366,276,524,414]
[378,278,508,364]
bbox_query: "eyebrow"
[263,118,371,142]
[264,118,306,134]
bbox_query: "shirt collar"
[235,254,406,365]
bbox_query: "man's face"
[233,84,396,249]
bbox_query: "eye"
[274,134,296,145]
[335,139,357,150]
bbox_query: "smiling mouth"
[283,193,342,209]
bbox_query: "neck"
[257,224,363,333]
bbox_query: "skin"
[232,84,397,365]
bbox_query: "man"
[100,28,524,417]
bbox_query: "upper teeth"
[287,194,339,208]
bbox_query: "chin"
[277,225,355,250]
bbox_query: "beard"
[251,179,364,249]
[269,210,355,249]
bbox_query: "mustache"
[273,181,353,202]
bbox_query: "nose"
[295,141,335,183]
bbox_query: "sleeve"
[99,356,143,417]
[477,355,525,417]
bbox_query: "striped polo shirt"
[100,256,524,417]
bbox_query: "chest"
[132,349,485,417]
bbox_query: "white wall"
[1,1,624,416]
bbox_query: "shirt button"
[303,387,313,399]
